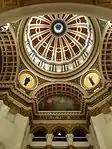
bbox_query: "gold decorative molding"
[31,123,88,134]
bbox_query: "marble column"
[90,107,112,149]
[0,101,29,149]
[90,114,107,149]
[86,133,94,149]
[66,134,74,149]
[45,134,53,149]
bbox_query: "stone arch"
[32,126,48,133]
[52,126,67,134]
[35,82,84,112]
[100,22,112,80]
[0,24,18,83]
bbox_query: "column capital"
[66,133,74,146]
[66,133,74,138]
[27,133,34,145]
[86,134,93,145]
[46,133,54,139]
[46,133,53,146]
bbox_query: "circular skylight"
[24,14,94,73]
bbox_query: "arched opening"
[32,128,47,141]
[72,128,87,142]
[53,127,67,141]
[37,83,83,111]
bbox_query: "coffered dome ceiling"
[24,14,94,72]
[19,13,100,80]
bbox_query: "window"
[73,129,87,142]
[53,129,66,141]
[32,129,46,141]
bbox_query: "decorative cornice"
[34,112,86,120]
[84,83,111,106]
[0,92,32,117]
[31,123,88,133]
[1,79,112,123]
[83,82,112,118]
[0,84,85,121]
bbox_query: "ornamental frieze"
[34,111,85,120]
[84,83,112,107]
[31,123,88,134]
[0,81,112,121]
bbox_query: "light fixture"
[58,132,61,136]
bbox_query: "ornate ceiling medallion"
[18,70,38,90]
[81,69,101,90]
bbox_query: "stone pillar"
[86,134,93,145]
[0,101,14,149]
[27,133,34,145]
[13,114,29,149]
[45,134,53,149]
[66,134,74,149]
[90,114,108,149]
[0,101,29,149]
[89,124,101,149]
[86,133,94,149]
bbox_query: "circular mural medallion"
[18,70,38,90]
[81,69,100,90]
[23,14,94,74]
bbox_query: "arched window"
[72,128,87,142]
[32,129,47,141]
[53,128,66,141]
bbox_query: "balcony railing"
[32,136,87,142]
[32,137,46,141]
